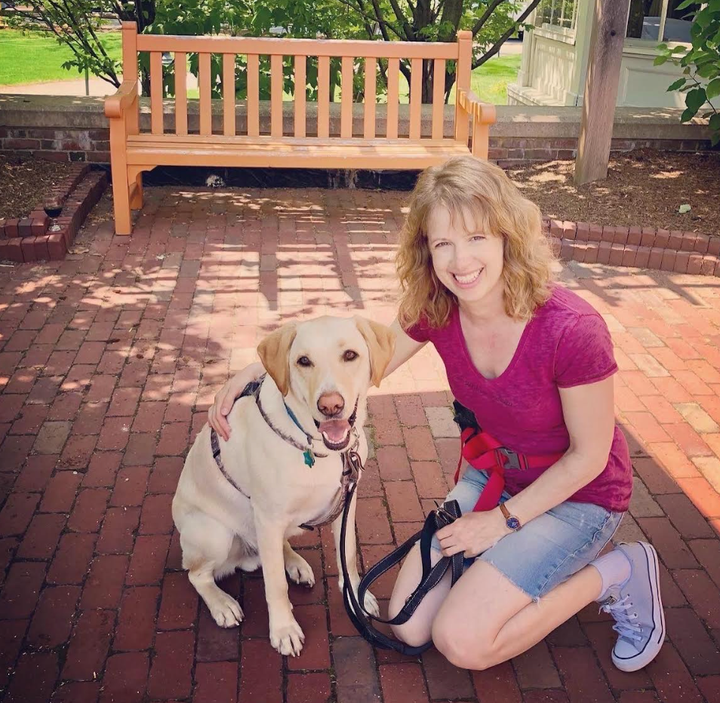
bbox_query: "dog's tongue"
[318,419,350,443]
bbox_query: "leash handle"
[340,483,464,655]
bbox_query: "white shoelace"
[600,595,644,643]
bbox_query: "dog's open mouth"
[314,400,358,451]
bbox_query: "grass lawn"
[0,28,122,85]
[0,28,519,104]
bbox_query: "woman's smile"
[452,269,483,287]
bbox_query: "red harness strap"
[455,428,565,512]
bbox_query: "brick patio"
[1,186,720,703]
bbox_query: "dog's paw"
[339,579,380,618]
[285,552,315,587]
[361,588,380,618]
[207,590,244,628]
[270,617,305,656]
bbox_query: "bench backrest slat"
[386,57,399,139]
[341,56,353,139]
[271,54,283,138]
[409,58,422,140]
[363,58,376,139]
[223,53,236,136]
[150,52,164,135]
[175,53,188,136]
[294,56,306,138]
[247,54,260,137]
[199,53,212,135]
[317,56,330,139]
[432,59,445,140]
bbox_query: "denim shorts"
[432,467,624,600]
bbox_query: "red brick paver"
[1,188,720,702]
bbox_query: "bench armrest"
[105,81,138,119]
[457,88,496,125]
[457,88,496,159]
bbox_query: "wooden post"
[574,0,631,185]
[454,30,472,146]
[121,22,139,135]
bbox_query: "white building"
[508,0,697,108]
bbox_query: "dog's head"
[257,316,395,451]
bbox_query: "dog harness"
[209,377,360,530]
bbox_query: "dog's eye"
[343,350,359,362]
[297,356,313,367]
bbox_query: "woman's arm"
[208,361,265,441]
[437,375,616,557]
[384,318,428,378]
[502,375,615,524]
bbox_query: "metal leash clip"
[433,501,458,527]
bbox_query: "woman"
[209,155,664,673]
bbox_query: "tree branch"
[386,0,415,40]
[338,0,403,38]
[472,0,542,69]
[471,0,505,36]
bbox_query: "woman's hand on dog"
[436,508,511,559]
[209,362,264,441]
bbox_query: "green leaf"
[667,77,687,91]
[712,132,720,146]
[676,0,698,10]
[654,55,669,66]
[697,63,720,78]
[708,78,720,99]
[709,112,720,130]
[687,87,707,111]
[681,106,698,122]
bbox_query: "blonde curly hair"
[396,155,555,329]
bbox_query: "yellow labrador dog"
[172,316,395,656]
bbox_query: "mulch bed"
[509,149,720,238]
[0,154,70,220]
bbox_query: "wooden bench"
[105,22,496,235]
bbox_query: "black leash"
[340,457,465,655]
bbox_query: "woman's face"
[426,205,505,310]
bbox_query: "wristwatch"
[499,503,522,531]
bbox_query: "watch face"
[507,516,520,530]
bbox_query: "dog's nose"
[317,392,345,417]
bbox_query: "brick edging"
[542,218,720,277]
[0,168,107,263]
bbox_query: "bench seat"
[125,135,471,170]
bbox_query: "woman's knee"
[389,620,433,648]
[431,614,497,671]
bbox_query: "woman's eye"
[297,356,313,367]
[433,241,449,249]
[471,235,486,242]
[343,350,359,362]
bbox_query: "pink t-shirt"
[406,285,632,512]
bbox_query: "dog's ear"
[354,317,396,387]
[257,322,298,396]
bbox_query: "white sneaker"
[599,542,665,672]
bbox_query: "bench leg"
[471,121,489,160]
[109,120,132,235]
[111,169,132,236]
[130,169,143,210]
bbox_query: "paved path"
[1,186,719,702]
